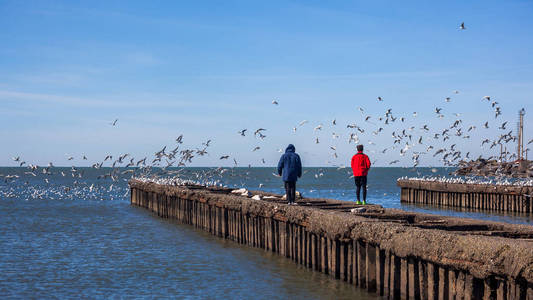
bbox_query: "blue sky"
[0,0,532,167]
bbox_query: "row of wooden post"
[400,187,533,213]
[131,187,531,300]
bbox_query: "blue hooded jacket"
[277,144,302,182]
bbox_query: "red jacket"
[351,151,371,177]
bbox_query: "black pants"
[284,181,296,203]
[354,176,367,201]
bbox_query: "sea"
[1,167,531,299]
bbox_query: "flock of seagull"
[2,91,530,194]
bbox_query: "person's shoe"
[356,200,362,205]
[362,201,367,205]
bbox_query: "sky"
[0,0,532,167]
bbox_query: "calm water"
[0,167,531,298]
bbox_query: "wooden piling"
[130,181,533,300]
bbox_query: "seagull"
[238,129,247,136]
[435,107,442,114]
[413,112,418,117]
[110,119,118,126]
[453,90,459,94]
[12,156,20,162]
[315,137,319,144]
[175,135,184,144]
[377,96,383,101]
[332,119,336,126]
[483,121,489,129]
[460,22,466,30]
[252,146,260,152]
[314,124,323,131]
[482,96,491,101]
[299,120,308,127]
[445,97,451,102]
[498,122,507,130]
[254,128,266,136]
[389,160,399,165]
[272,100,278,105]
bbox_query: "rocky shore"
[453,158,532,178]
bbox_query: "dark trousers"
[354,176,367,201]
[284,181,296,203]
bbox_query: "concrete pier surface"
[398,179,533,213]
[130,179,533,300]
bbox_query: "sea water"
[0,167,530,298]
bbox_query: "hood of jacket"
[285,144,295,153]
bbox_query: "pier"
[398,179,533,213]
[130,179,533,300]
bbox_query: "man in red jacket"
[351,145,371,205]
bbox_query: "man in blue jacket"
[277,144,302,205]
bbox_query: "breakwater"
[130,179,533,300]
[398,179,533,213]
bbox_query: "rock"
[453,159,532,178]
